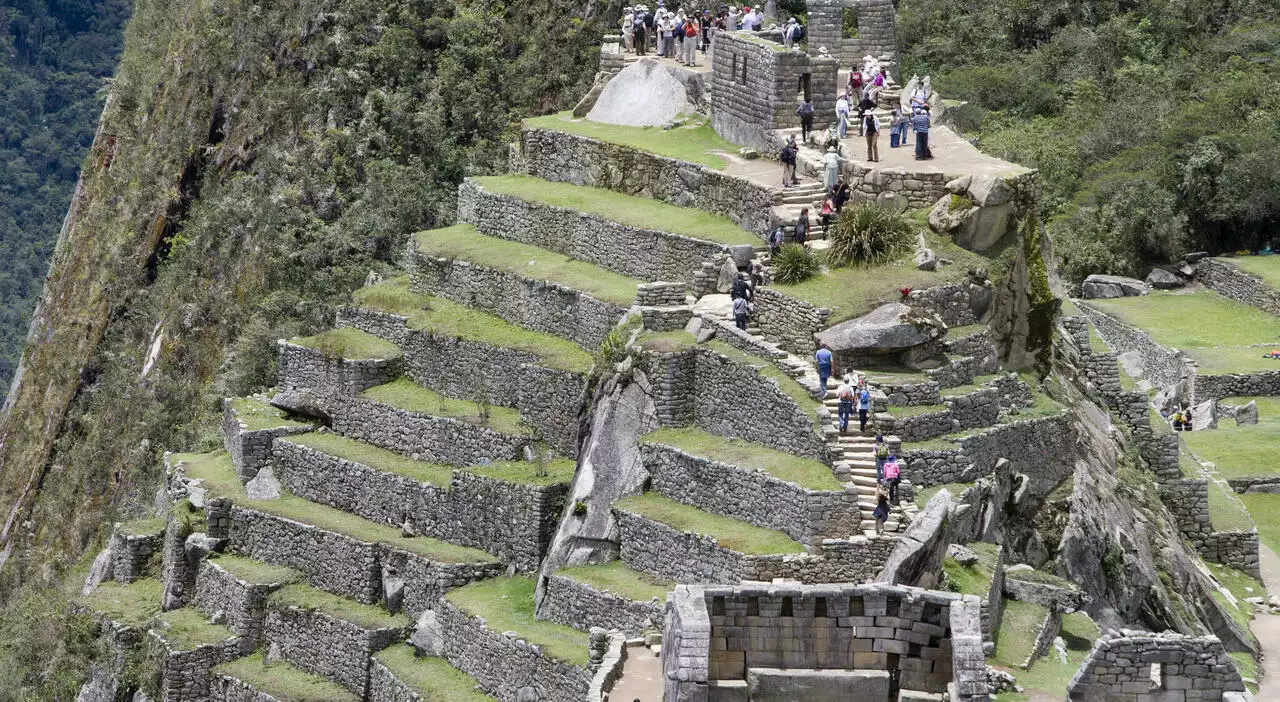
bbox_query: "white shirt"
[823,151,840,169]
[836,97,850,116]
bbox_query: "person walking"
[730,272,750,301]
[857,384,871,432]
[823,146,841,191]
[779,137,798,187]
[732,294,750,330]
[864,110,880,162]
[873,482,890,535]
[795,207,810,245]
[768,225,783,254]
[796,99,814,142]
[883,455,900,504]
[874,433,889,480]
[836,377,855,434]
[815,344,833,393]
[819,196,834,229]
[836,93,850,138]
[912,107,933,160]
[833,179,850,212]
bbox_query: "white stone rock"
[587,58,698,127]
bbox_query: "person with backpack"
[835,92,850,138]
[730,273,750,301]
[873,482,891,535]
[732,294,751,330]
[796,99,815,142]
[856,95,875,136]
[857,384,872,432]
[779,137,798,187]
[633,6,649,55]
[768,225,784,254]
[874,433,889,480]
[815,344,833,393]
[823,145,841,190]
[863,111,880,162]
[836,377,855,433]
[833,179,850,212]
[794,208,810,246]
[882,455,901,504]
[889,107,908,148]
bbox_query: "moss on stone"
[155,607,235,650]
[81,579,163,628]
[206,554,302,585]
[446,577,589,667]
[360,378,529,436]
[228,397,309,432]
[555,561,672,603]
[270,583,410,630]
[523,112,735,169]
[643,426,840,490]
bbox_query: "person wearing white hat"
[622,7,635,52]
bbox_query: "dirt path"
[1251,544,1280,697]
[608,643,664,702]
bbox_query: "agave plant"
[825,202,913,268]
[772,244,823,285]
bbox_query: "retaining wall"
[263,602,406,697]
[222,401,311,482]
[540,572,666,636]
[709,32,840,147]
[110,525,164,585]
[194,559,286,655]
[1196,258,1280,316]
[751,287,830,357]
[277,342,401,399]
[228,506,381,604]
[328,396,530,467]
[153,633,242,702]
[1066,631,1247,701]
[1076,302,1191,392]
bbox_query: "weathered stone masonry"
[1196,258,1280,316]
[328,396,530,468]
[222,400,312,482]
[277,341,402,400]
[710,32,839,148]
[194,559,287,654]
[264,602,406,697]
[540,572,666,636]
[1067,631,1247,701]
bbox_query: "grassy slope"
[1087,290,1278,350]
[361,378,528,436]
[473,175,759,246]
[216,652,359,701]
[290,328,402,360]
[995,611,1101,701]
[1241,493,1280,554]
[414,224,641,305]
[228,397,310,432]
[1182,397,1280,480]
[993,599,1050,668]
[1221,255,1280,290]
[614,493,806,555]
[643,426,840,491]
[446,577,588,666]
[374,645,497,701]
[555,561,673,603]
[523,112,735,169]
[271,583,410,630]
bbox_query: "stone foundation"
[277,341,401,399]
[222,401,311,482]
[1195,258,1280,316]
[328,396,530,467]
[194,559,287,655]
[540,572,666,636]
[263,601,406,697]
[1066,631,1247,701]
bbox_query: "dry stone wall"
[264,603,406,697]
[229,506,381,604]
[520,126,776,236]
[194,559,284,654]
[457,179,732,284]
[751,287,830,357]
[641,442,858,545]
[540,572,666,636]
[153,633,242,702]
[277,342,401,399]
[110,525,164,584]
[409,253,629,350]
[222,402,311,482]
[1076,302,1191,392]
[1066,631,1247,701]
[807,0,898,67]
[1196,258,1280,316]
[709,32,839,147]
[328,396,529,467]
[1193,370,1280,402]
[899,412,1074,491]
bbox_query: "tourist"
[815,344,833,392]
[632,7,647,55]
[848,69,863,97]
[750,259,766,288]
[874,434,889,480]
[889,107,909,148]
[883,455,901,503]
[795,207,810,246]
[726,5,739,30]
[819,196,834,229]
[1171,408,1185,431]
[732,294,751,330]
[835,92,850,138]
[873,482,890,535]
[833,179,850,212]
[749,5,763,30]
[863,110,880,162]
[796,99,815,142]
[730,272,750,301]
[823,145,841,191]
[1182,404,1194,432]
[857,384,871,431]
[682,15,699,65]
[701,9,713,52]
[768,225,784,254]
[780,136,799,187]
[856,94,875,136]
[911,107,933,160]
[664,12,678,57]
[622,7,634,51]
[836,377,855,433]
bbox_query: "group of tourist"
[623,4,783,65]
[1165,404,1196,432]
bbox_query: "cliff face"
[0,0,605,598]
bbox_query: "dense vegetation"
[0,0,131,386]
[0,0,607,694]
[898,0,1280,283]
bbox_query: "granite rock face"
[1080,274,1149,299]
[816,303,944,354]
[587,58,699,127]
[1145,267,1184,289]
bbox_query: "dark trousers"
[858,408,869,431]
[838,399,852,432]
[876,457,885,481]
[915,131,931,159]
[888,478,899,504]
[735,313,747,330]
[800,116,813,141]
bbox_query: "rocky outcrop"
[1080,274,1149,299]
[928,175,1018,253]
[815,302,945,371]
[587,58,701,127]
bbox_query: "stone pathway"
[1251,544,1280,698]
[784,123,1031,180]
[621,46,714,75]
[608,643,665,701]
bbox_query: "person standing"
[883,455,900,504]
[836,377,855,433]
[633,7,649,55]
[889,107,908,148]
[857,384,871,432]
[823,146,841,191]
[874,434,889,480]
[912,107,933,160]
[815,344,833,393]
[701,9,713,52]
[833,178,850,212]
[779,137,798,187]
[864,110,880,162]
[622,7,634,52]
[682,16,699,65]
[873,482,890,535]
[835,92,850,138]
[733,294,751,330]
[726,5,740,30]
[796,99,814,142]
[795,208,810,246]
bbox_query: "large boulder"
[1146,268,1184,290]
[1080,274,1149,299]
[927,176,1017,253]
[1235,400,1258,426]
[1190,399,1217,432]
[586,58,698,127]
[815,303,945,354]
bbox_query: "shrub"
[825,203,913,268]
[771,244,822,284]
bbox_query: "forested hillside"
[0,0,131,386]
[897,0,1280,283]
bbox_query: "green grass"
[1241,493,1280,554]
[288,432,456,486]
[207,554,302,585]
[942,543,999,597]
[352,278,594,372]
[1182,424,1280,481]
[704,340,822,428]
[1229,651,1259,691]
[939,374,1001,399]
[773,230,998,324]
[1086,290,1279,350]
[229,397,310,432]
[1185,345,1280,374]
[465,458,577,486]
[215,652,360,701]
[155,607,235,649]
[177,451,241,498]
[80,578,163,627]
[862,367,929,382]
[374,645,497,701]
[1207,480,1255,532]
[271,583,410,630]
[643,426,840,490]
[474,175,759,246]
[1005,568,1075,589]
[994,611,1100,701]
[524,112,736,169]
[945,323,988,339]
[635,329,696,352]
[290,327,402,360]
[1221,254,1280,290]
[414,224,641,306]
[361,378,529,436]
[1222,396,1280,425]
[556,561,673,603]
[613,493,806,555]
[994,599,1050,669]
[117,517,166,536]
[916,482,974,504]
[446,577,589,667]
[1014,392,1066,420]
[1208,562,1263,644]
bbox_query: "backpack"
[838,386,854,401]
[685,22,698,37]
[875,443,889,459]
[769,227,783,246]
[793,23,805,39]
[798,102,814,118]
[883,460,900,480]
[731,278,747,299]
[859,389,870,405]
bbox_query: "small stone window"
[746,596,760,617]
[842,7,859,39]
[814,597,828,618]
[712,596,726,616]
[781,596,794,617]
[740,56,749,85]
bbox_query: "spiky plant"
[825,202,913,268]
[772,244,823,285]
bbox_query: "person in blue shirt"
[911,107,933,160]
[857,383,872,431]
[815,345,833,393]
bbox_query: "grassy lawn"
[1220,254,1280,290]
[156,607,235,650]
[773,230,998,324]
[353,278,594,372]
[556,561,673,603]
[614,493,806,555]
[290,327,402,360]
[474,175,759,246]
[446,577,589,667]
[117,516,166,536]
[524,112,736,169]
[361,378,529,436]
[635,329,695,352]
[208,554,302,585]
[1240,493,1280,554]
[916,482,974,504]
[942,542,999,596]
[995,611,1100,701]
[466,457,577,486]
[1182,426,1280,482]
[1086,290,1279,350]
[271,583,410,630]
[414,224,641,306]
[994,598,1050,669]
[215,652,359,702]
[288,432,456,485]
[81,578,162,627]
[1207,480,1255,533]
[228,396,310,432]
[1185,345,1280,374]
[705,340,822,427]
[177,451,241,498]
[643,426,840,490]
[1230,651,1259,691]
[374,645,497,701]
